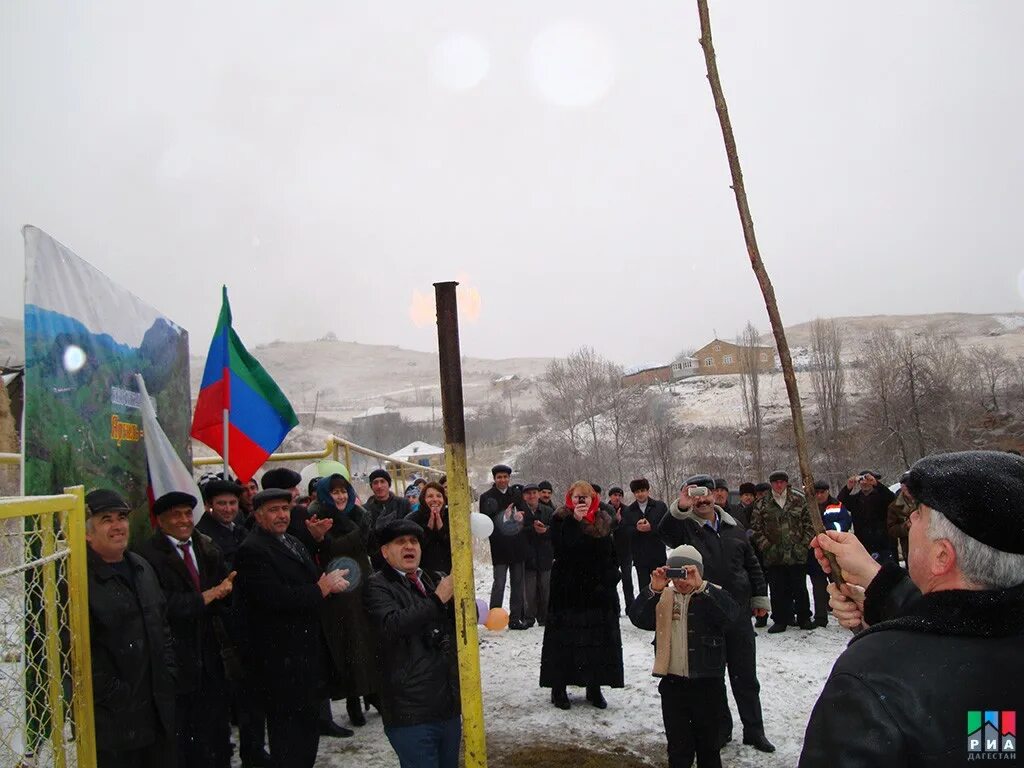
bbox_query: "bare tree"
[567,346,614,475]
[640,393,685,501]
[736,321,765,478]
[540,358,582,461]
[971,346,1010,411]
[603,364,646,483]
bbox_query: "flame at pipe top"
[409,276,482,327]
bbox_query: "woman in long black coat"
[539,481,624,710]
[310,474,381,726]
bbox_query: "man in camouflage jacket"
[750,471,816,633]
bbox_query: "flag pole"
[222,408,229,479]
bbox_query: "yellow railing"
[194,435,444,491]
[0,486,95,768]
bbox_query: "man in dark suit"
[195,479,271,766]
[135,493,236,768]
[234,489,350,768]
[622,478,668,590]
[135,491,237,768]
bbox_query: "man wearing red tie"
[136,491,237,768]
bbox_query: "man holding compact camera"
[838,470,897,566]
[629,545,739,768]
[658,475,774,753]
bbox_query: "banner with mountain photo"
[22,225,193,543]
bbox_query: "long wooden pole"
[695,0,843,583]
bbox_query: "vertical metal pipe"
[65,486,97,767]
[434,281,488,767]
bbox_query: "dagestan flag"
[190,286,298,482]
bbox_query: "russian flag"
[190,286,298,483]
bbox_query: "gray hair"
[927,507,1024,589]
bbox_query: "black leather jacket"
[364,567,460,727]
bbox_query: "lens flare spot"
[63,345,87,373]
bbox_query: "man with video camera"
[658,474,774,753]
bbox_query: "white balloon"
[470,512,494,539]
[299,463,321,491]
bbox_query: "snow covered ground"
[278,563,848,767]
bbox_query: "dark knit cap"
[714,478,729,491]
[261,468,301,490]
[203,479,243,502]
[754,482,770,493]
[608,486,624,496]
[813,480,830,492]
[629,478,650,493]
[903,450,1024,555]
[153,491,198,516]
[491,464,512,477]
[590,483,602,495]
[768,470,789,483]
[85,489,131,516]
[252,488,293,510]
[537,480,553,491]
[369,468,392,485]
[738,482,757,495]
[377,518,424,546]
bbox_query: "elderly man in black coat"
[802,451,1024,767]
[234,489,351,768]
[85,489,177,768]
[658,475,774,753]
[365,519,461,768]
[135,491,238,768]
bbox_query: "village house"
[691,338,776,375]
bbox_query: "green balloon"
[316,459,350,481]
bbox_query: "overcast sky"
[2,1,1023,366]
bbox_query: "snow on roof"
[389,440,446,460]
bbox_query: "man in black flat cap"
[802,450,1024,767]
[480,464,528,629]
[365,519,460,768]
[234,489,352,768]
[195,480,271,766]
[85,489,176,768]
[135,492,237,768]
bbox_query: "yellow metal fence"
[0,487,95,768]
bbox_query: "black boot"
[754,614,768,628]
[585,686,607,709]
[319,720,354,738]
[767,622,787,634]
[346,697,366,727]
[743,731,776,753]
[551,687,570,710]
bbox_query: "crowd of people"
[83,450,1024,768]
